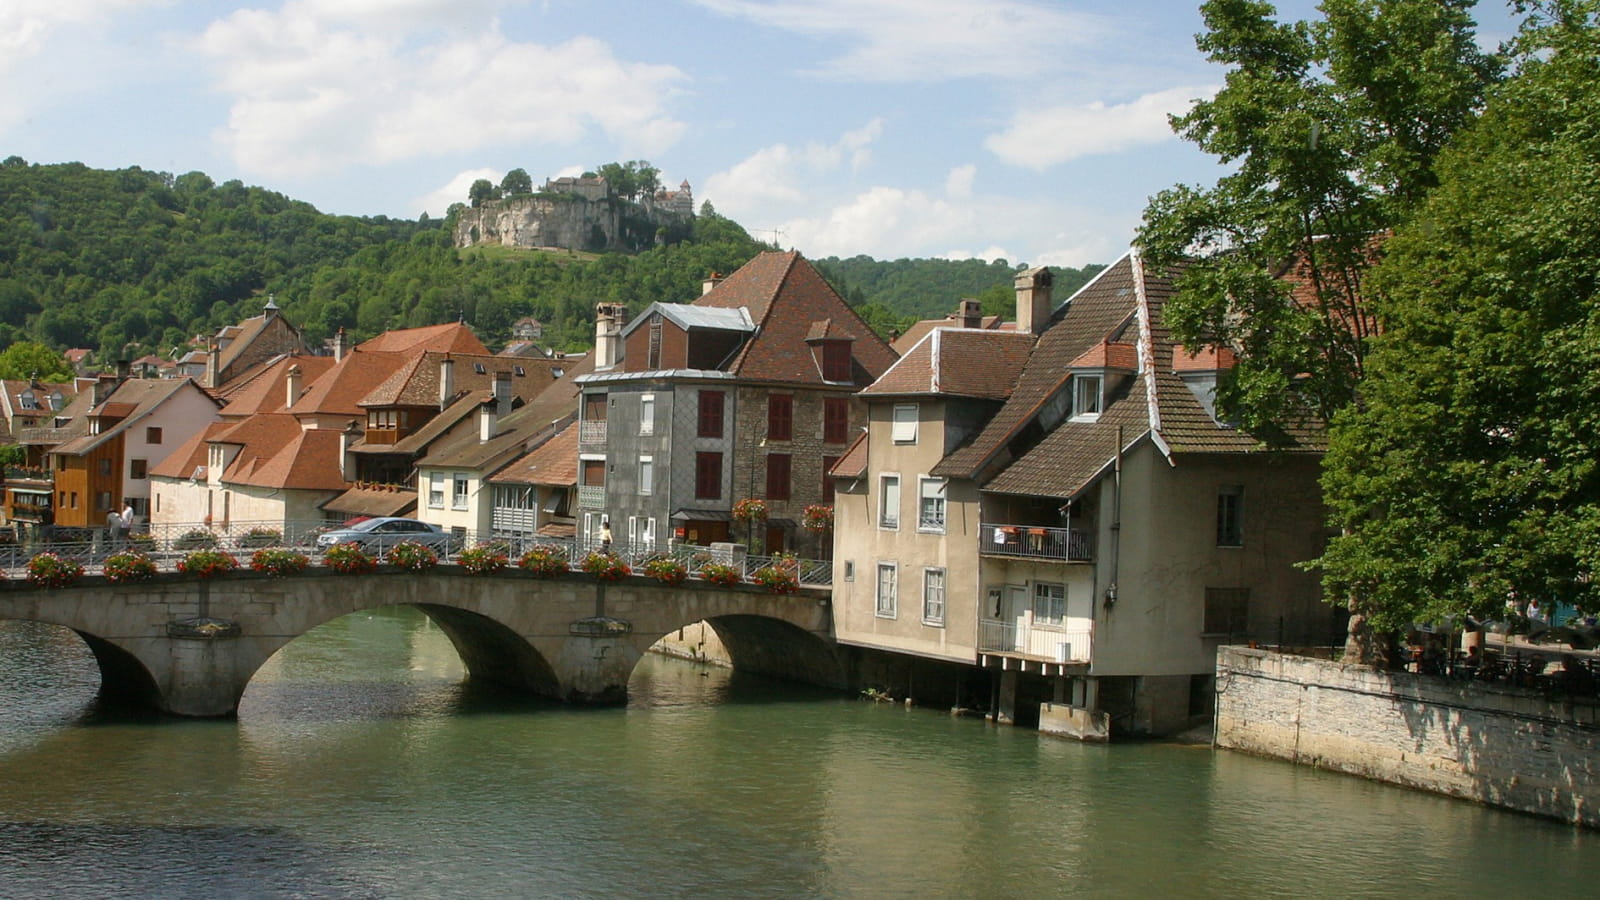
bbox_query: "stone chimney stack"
[493,370,512,416]
[702,272,724,295]
[333,327,348,362]
[92,374,117,407]
[115,358,131,381]
[479,397,498,442]
[205,339,221,389]
[960,298,982,329]
[439,354,455,408]
[285,364,302,409]
[1014,266,1054,336]
[594,303,627,370]
[264,295,279,320]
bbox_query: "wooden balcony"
[979,523,1093,562]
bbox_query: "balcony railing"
[579,420,607,444]
[978,619,1093,662]
[577,484,605,508]
[979,523,1093,562]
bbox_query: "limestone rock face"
[453,193,688,253]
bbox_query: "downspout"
[1105,425,1121,615]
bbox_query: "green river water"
[0,608,1593,898]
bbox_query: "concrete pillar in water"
[996,670,1019,725]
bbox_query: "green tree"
[0,341,74,381]
[1138,0,1499,438]
[468,179,499,207]
[500,168,533,196]
[1318,1,1600,632]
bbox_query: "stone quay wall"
[1215,646,1600,827]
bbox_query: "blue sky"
[3,0,1519,268]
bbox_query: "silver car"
[314,517,454,555]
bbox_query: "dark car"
[314,517,454,554]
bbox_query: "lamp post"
[746,438,766,551]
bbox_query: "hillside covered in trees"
[0,158,1100,361]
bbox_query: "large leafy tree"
[1139,0,1499,438]
[1318,1,1600,630]
[0,341,74,381]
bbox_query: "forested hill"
[0,159,1102,360]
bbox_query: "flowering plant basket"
[751,564,800,594]
[698,561,740,586]
[458,544,510,575]
[731,497,768,523]
[103,551,157,584]
[27,552,84,588]
[250,547,309,577]
[802,504,834,533]
[518,545,569,578]
[322,542,377,575]
[385,540,439,571]
[642,556,688,586]
[580,550,631,581]
[173,529,220,551]
[237,527,283,549]
[179,549,238,580]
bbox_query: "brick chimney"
[479,397,498,442]
[702,272,724,295]
[439,353,455,408]
[1014,266,1054,336]
[493,370,512,416]
[205,339,220,389]
[960,298,982,329]
[594,303,627,370]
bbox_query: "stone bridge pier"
[0,569,840,717]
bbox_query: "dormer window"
[18,391,37,410]
[49,391,64,410]
[822,342,851,381]
[513,365,525,377]
[1073,374,1103,420]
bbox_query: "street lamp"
[746,438,766,550]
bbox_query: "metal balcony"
[978,523,1093,562]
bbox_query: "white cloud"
[0,0,170,132]
[944,164,975,199]
[197,3,688,178]
[985,85,1216,169]
[702,119,884,216]
[411,167,501,218]
[692,0,1104,82]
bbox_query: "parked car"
[313,517,455,555]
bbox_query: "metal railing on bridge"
[0,518,832,588]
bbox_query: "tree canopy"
[1139,0,1500,438]
[1317,0,1600,628]
[0,341,73,382]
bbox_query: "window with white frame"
[891,403,918,443]
[452,474,469,509]
[917,477,946,532]
[922,567,946,625]
[876,562,898,618]
[639,456,654,495]
[429,473,445,508]
[1073,374,1103,419]
[641,517,656,549]
[1033,582,1066,626]
[878,474,900,530]
[640,393,655,436]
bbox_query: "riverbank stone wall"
[1215,646,1599,827]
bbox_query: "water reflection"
[0,609,1594,898]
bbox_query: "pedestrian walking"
[106,508,124,550]
[119,502,134,546]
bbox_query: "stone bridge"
[0,569,838,716]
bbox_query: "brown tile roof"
[892,313,1008,355]
[493,422,579,486]
[211,414,348,492]
[218,355,338,417]
[952,251,1321,499]
[1069,340,1137,370]
[693,251,897,386]
[417,353,591,471]
[149,422,230,480]
[355,322,488,355]
[52,379,216,457]
[830,431,869,479]
[359,352,562,408]
[1171,344,1238,372]
[322,484,417,518]
[288,350,414,419]
[863,329,1034,399]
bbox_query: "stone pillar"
[159,618,249,716]
[996,669,1019,725]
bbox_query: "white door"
[1006,584,1028,652]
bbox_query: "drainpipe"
[1104,425,1121,615]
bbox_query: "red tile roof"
[864,329,1034,399]
[355,322,488,355]
[830,431,869,479]
[1069,340,1138,370]
[494,422,579,486]
[693,251,897,386]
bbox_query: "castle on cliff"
[453,175,694,253]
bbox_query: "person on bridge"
[106,508,124,549]
[119,502,134,545]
